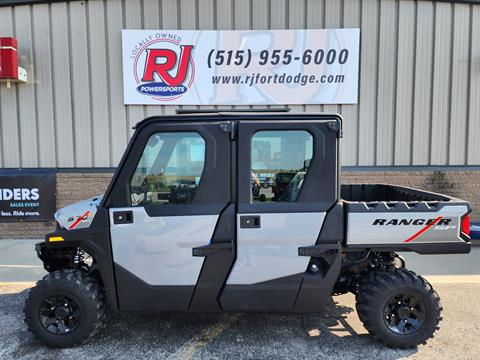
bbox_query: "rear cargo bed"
[341,184,471,254]
[341,184,450,203]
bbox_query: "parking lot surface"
[1,283,479,359]
[1,240,479,359]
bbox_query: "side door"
[105,120,232,311]
[220,118,339,311]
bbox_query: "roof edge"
[1,0,480,8]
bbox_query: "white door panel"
[110,207,218,286]
[226,212,326,285]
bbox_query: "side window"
[130,132,205,206]
[251,130,313,203]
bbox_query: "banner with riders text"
[122,29,360,105]
[0,169,56,222]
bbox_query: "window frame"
[237,119,339,214]
[103,120,231,216]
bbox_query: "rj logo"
[141,45,194,86]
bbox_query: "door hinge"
[326,121,343,138]
[219,121,235,140]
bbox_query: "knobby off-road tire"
[355,268,442,348]
[24,269,106,348]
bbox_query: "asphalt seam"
[168,313,240,360]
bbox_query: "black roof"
[133,111,343,130]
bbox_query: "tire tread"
[355,268,442,348]
[24,269,106,348]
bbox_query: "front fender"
[38,208,119,311]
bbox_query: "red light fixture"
[461,214,470,237]
[0,37,27,88]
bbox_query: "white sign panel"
[122,29,360,105]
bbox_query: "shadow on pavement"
[0,290,417,360]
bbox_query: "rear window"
[251,130,313,203]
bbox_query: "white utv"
[24,112,472,348]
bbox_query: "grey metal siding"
[0,0,478,168]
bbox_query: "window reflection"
[130,132,205,206]
[251,130,313,203]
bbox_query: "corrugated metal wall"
[0,0,478,168]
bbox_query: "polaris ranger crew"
[24,112,472,348]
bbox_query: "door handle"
[113,211,133,224]
[298,244,338,256]
[240,215,261,228]
[192,242,233,257]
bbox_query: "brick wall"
[1,169,479,239]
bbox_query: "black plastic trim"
[176,107,290,114]
[294,245,342,312]
[346,242,471,254]
[316,202,345,245]
[143,204,226,217]
[220,274,305,311]
[114,264,194,312]
[189,203,236,312]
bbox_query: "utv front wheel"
[24,270,105,348]
[356,268,442,348]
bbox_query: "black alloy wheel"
[39,295,81,335]
[383,294,426,335]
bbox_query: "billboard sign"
[0,169,56,222]
[122,29,360,105]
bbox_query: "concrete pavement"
[0,282,479,359]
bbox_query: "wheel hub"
[54,306,71,319]
[397,306,411,319]
[383,294,426,335]
[39,295,80,335]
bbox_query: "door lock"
[240,215,261,228]
[113,211,133,224]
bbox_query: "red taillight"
[461,214,470,236]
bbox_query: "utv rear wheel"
[355,268,442,348]
[24,270,105,348]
